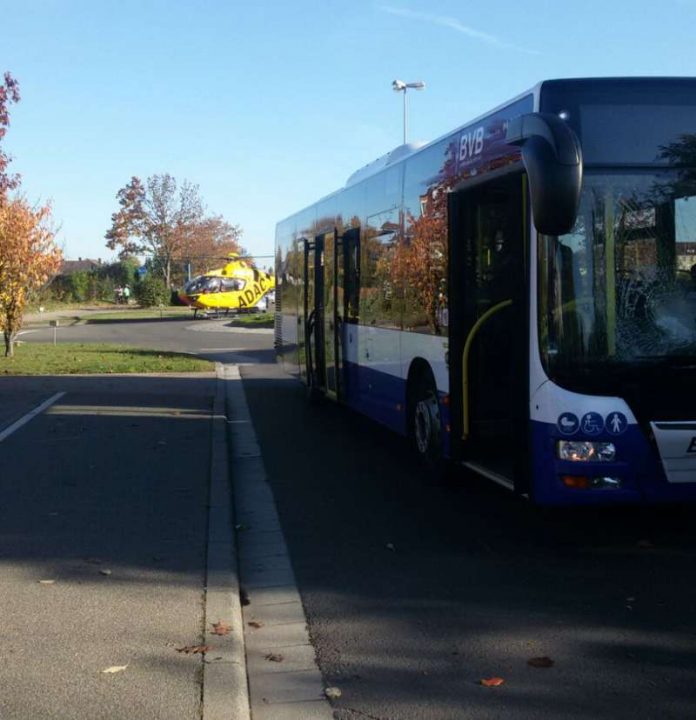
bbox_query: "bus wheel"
[410,375,443,470]
[306,369,324,404]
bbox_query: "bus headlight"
[557,441,616,462]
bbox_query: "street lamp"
[392,79,425,145]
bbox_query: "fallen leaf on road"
[211,621,232,636]
[325,687,342,699]
[265,653,284,662]
[527,657,554,668]
[176,645,211,654]
[99,569,112,576]
[248,621,263,629]
[102,665,128,674]
[38,580,56,585]
[480,677,505,687]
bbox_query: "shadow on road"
[0,374,217,575]
[241,366,696,720]
[0,373,220,719]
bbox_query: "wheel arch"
[405,357,437,435]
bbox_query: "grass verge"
[0,343,214,375]
[84,308,274,327]
[83,307,193,322]
[227,313,273,328]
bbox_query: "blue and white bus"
[275,78,696,505]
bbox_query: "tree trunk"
[4,330,14,357]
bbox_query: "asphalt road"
[10,314,696,719]
[19,313,274,366]
[0,374,217,720]
[240,362,696,720]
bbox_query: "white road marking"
[0,392,66,443]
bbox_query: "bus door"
[336,226,361,401]
[322,230,338,400]
[304,232,338,399]
[304,235,325,393]
[448,173,529,492]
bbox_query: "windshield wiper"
[634,354,696,367]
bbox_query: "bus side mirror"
[506,113,583,236]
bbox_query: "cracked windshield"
[539,169,696,375]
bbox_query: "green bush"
[134,274,169,307]
[116,258,139,289]
[67,271,90,302]
[44,259,143,304]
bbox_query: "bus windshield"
[538,168,696,386]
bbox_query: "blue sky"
[3,0,696,263]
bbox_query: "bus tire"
[409,371,446,481]
[306,368,324,404]
[307,382,323,404]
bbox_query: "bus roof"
[276,77,696,229]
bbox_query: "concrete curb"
[202,364,251,720]
[223,364,334,720]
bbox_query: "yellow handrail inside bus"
[462,299,513,441]
[605,190,616,356]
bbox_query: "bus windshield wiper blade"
[634,354,696,367]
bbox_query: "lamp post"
[392,79,425,145]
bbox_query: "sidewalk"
[0,366,333,719]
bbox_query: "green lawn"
[0,343,214,375]
[82,308,274,327]
[83,307,193,322]
[23,303,275,327]
[227,313,274,328]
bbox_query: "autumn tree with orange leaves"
[0,200,62,356]
[184,214,244,278]
[0,72,20,196]
[106,174,243,288]
[0,72,62,357]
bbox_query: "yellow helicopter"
[178,253,275,317]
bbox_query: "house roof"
[60,258,101,274]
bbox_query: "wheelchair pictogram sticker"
[581,412,604,436]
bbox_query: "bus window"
[342,227,360,324]
[361,208,402,329]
